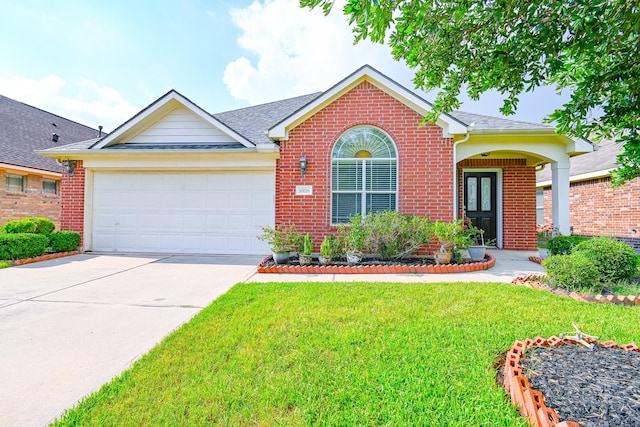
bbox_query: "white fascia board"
[93,91,255,149]
[537,168,613,188]
[0,162,61,178]
[268,65,467,139]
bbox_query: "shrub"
[363,211,432,260]
[338,213,368,253]
[2,217,55,235]
[542,254,603,293]
[547,235,589,255]
[572,237,638,283]
[0,233,48,260]
[49,231,81,252]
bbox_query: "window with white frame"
[6,174,25,192]
[331,126,397,224]
[43,179,59,195]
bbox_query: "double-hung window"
[331,126,397,224]
[6,174,25,192]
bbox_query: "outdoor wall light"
[62,160,76,177]
[299,155,307,177]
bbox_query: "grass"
[53,282,639,426]
[0,260,12,269]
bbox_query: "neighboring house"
[537,139,640,251]
[0,95,101,227]
[38,66,592,255]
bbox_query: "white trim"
[92,91,257,150]
[83,169,94,252]
[537,168,613,188]
[462,168,503,248]
[268,65,468,140]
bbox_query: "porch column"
[551,160,571,235]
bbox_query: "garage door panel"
[91,172,274,254]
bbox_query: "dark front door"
[463,172,497,244]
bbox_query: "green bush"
[49,231,81,252]
[363,211,432,260]
[547,235,589,255]
[0,233,48,260]
[572,237,638,283]
[542,254,603,293]
[1,217,55,235]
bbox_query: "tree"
[301,0,640,185]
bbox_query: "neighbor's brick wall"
[275,81,455,250]
[543,176,640,251]
[0,169,61,228]
[458,159,537,250]
[60,161,85,246]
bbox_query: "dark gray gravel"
[521,345,640,426]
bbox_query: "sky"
[0,0,568,132]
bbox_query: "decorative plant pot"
[272,251,290,265]
[468,245,487,262]
[346,251,362,266]
[538,248,549,260]
[318,255,332,266]
[434,251,452,265]
[299,254,313,266]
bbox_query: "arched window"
[331,126,398,224]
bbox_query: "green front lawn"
[54,282,639,426]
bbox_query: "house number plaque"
[295,185,313,195]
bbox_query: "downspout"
[452,125,473,220]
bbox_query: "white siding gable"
[128,106,238,145]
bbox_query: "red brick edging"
[503,337,639,427]
[512,274,640,306]
[257,254,496,274]
[9,251,80,266]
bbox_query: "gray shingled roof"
[213,93,321,144]
[448,110,552,130]
[537,138,620,183]
[0,95,101,172]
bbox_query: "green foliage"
[547,235,589,256]
[572,237,638,283]
[52,281,639,426]
[0,260,11,269]
[432,219,472,252]
[319,235,333,257]
[542,254,602,293]
[300,233,313,256]
[337,213,368,253]
[301,0,640,185]
[49,231,81,253]
[258,224,299,253]
[2,217,55,235]
[0,233,48,260]
[363,211,432,260]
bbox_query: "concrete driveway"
[0,253,260,426]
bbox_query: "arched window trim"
[330,125,398,225]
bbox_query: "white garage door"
[91,171,274,254]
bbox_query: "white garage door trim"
[87,170,274,255]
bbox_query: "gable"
[126,106,240,146]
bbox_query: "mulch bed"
[261,256,440,267]
[521,345,640,426]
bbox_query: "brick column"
[60,160,85,247]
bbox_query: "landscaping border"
[502,337,639,427]
[9,251,80,266]
[257,254,496,274]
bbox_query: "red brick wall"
[275,81,455,250]
[458,159,537,250]
[0,169,61,228]
[543,176,640,250]
[60,161,85,246]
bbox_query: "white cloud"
[223,0,412,105]
[0,73,138,131]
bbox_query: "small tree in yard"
[301,0,640,186]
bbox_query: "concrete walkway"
[0,250,542,426]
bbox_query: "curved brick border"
[512,274,640,306]
[503,337,639,427]
[9,251,80,266]
[257,254,496,274]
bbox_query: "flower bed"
[257,254,496,274]
[502,337,640,427]
[9,251,80,266]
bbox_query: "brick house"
[38,66,592,254]
[0,95,101,228]
[537,139,640,251]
